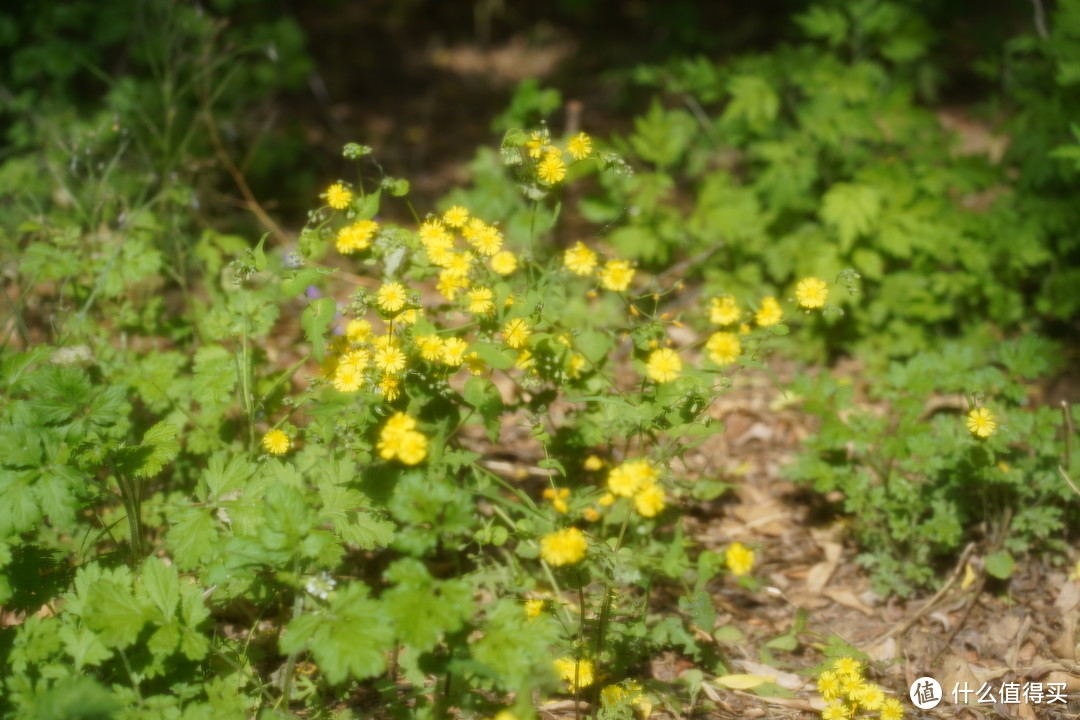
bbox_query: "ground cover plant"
[1,1,1079,719]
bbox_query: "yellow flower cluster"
[526,130,593,186]
[818,657,903,720]
[543,487,571,514]
[607,460,666,518]
[376,412,428,465]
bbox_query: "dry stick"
[872,542,976,644]
[929,570,986,666]
[203,104,289,246]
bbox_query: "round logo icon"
[910,677,943,709]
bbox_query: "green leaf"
[985,551,1014,579]
[302,297,337,362]
[382,559,473,653]
[280,583,393,684]
[463,377,502,441]
[140,556,179,622]
[192,345,237,408]
[281,267,333,297]
[821,183,882,252]
[166,507,219,569]
[723,75,779,132]
[59,626,111,670]
[630,100,696,168]
[132,422,179,478]
[84,579,149,648]
[202,452,255,500]
[471,342,514,370]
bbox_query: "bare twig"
[1030,0,1049,39]
[872,542,976,643]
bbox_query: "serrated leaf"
[132,422,179,477]
[84,579,149,648]
[630,100,696,167]
[382,559,473,652]
[280,583,392,684]
[166,507,219,569]
[140,555,179,622]
[202,451,255,500]
[821,183,882,252]
[723,75,779,132]
[192,345,236,407]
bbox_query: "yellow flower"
[634,480,665,517]
[340,348,370,370]
[832,657,862,680]
[379,374,401,401]
[567,353,586,378]
[442,205,469,228]
[465,352,487,376]
[418,218,447,244]
[817,670,841,701]
[376,282,408,313]
[326,183,352,210]
[598,259,635,292]
[466,287,495,315]
[332,363,363,392]
[470,224,503,256]
[490,250,517,275]
[880,697,904,720]
[796,277,829,309]
[526,130,548,159]
[503,318,531,349]
[538,151,566,184]
[377,412,427,464]
[755,296,782,327]
[858,684,885,711]
[822,701,852,720]
[583,508,600,522]
[608,459,657,498]
[437,269,469,301]
[524,599,545,619]
[544,487,570,514]
[583,455,604,471]
[336,219,378,253]
[262,429,290,454]
[706,331,741,365]
[492,712,517,720]
[441,338,468,366]
[598,492,615,507]
[515,349,534,371]
[564,242,598,275]
[540,527,588,566]
[567,132,592,161]
[725,542,755,576]
[416,334,444,362]
[553,656,595,692]
[967,407,996,438]
[374,345,406,374]
[345,318,372,343]
[646,347,681,383]
[709,295,741,325]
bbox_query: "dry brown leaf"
[823,588,875,616]
[806,541,843,594]
[733,660,810,692]
[1055,580,1080,614]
